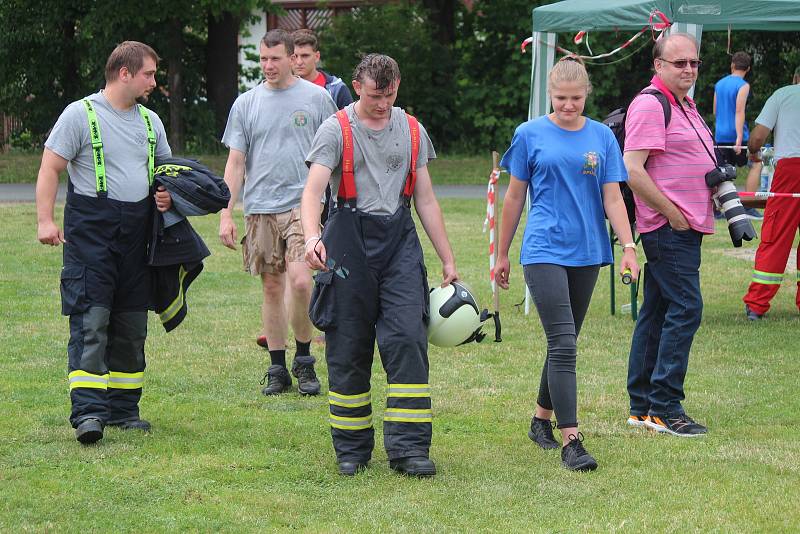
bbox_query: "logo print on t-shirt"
[387,153,403,174]
[291,110,309,127]
[582,151,599,176]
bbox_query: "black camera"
[704,163,757,247]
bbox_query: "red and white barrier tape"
[739,191,800,199]
[483,169,504,293]
[521,9,671,58]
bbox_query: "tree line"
[1,0,798,154]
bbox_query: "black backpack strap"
[639,88,671,129]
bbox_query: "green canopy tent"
[528,0,800,119]
[523,0,800,316]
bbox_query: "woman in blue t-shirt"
[496,56,639,471]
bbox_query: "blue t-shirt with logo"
[500,115,626,267]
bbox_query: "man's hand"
[219,213,238,250]
[154,186,172,212]
[38,219,65,246]
[305,237,327,271]
[667,207,691,231]
[441,262,459,287]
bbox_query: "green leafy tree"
[320,1,460,150]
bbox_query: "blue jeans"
[627,224,703,417]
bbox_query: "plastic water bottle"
[760,144,774,192]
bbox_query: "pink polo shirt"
[625,76,715,234]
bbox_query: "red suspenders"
[335,109,420,206]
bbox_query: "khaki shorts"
[242,209,306,275]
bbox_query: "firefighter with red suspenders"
[301,54,458,477]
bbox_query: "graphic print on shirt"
[387,153,403,174]
[582,151,599,176]
[291,110,309,127]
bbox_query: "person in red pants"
[743,67,800,320]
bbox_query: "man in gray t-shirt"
[36,41,173,445]
[301,54,458,477]
[218,29,336,397]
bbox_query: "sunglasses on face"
[659,58,702,69]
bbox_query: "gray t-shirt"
[305,104,436,215]
[222,78,337,215]
[45,91,171,202]
[755,84,800,161]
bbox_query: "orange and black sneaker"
[645,413,707,437]
[627,415,649,428]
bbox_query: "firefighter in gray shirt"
[302,54,458,477]
[37,41,172,444]
[219,29,337,397]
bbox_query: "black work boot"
[528,416,559,449]
[291,355,320,396]
[389,456,436,477]
[108,419,152,432]
[75,418,104,444]
[261,364,291,395]
[338,461,368,476]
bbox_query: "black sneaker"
[745,305,764,321]
[561,432,598,471]
[75,418,103,444]
[291,355,320,396]
[645,413,707,437]
[528,416,559,449]
[389,456,436,477]
[261,364,291,395]
[108,418,152,432]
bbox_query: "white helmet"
[427,281,489,347]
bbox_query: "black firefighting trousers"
[310,204,432,463]
[61,190,151,428]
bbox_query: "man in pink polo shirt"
[623,33,715,437]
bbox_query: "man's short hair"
[794,65,800,78]
[652,33,698,60]
[105,41,160,83]
[262,29,294,55]
[731,51,751,71]
[352,54,400,90]
[292,29,319,51]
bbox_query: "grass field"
[0,151,491,186]
[1,200,799,532]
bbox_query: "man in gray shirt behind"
[219,29,337,397]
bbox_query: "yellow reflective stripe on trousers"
[329,390,371,408]
[752,269,783,285]
[68,370,109,390]
[159,266,188,323]
[384,408,432,423]
[387,383,430,398]
[329,414,373,430]
[108,371,144,390]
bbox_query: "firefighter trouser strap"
[138,104,156,187]
[82,99,156,196]
[83,99,107,197]
[334,109,421,207]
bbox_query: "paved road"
[0,183,507,203]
